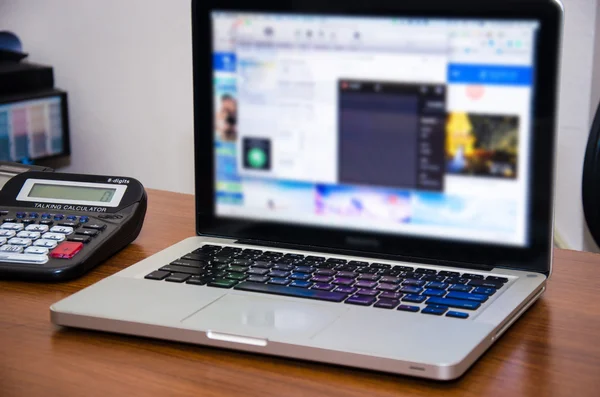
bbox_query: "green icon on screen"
[247,148,267,169]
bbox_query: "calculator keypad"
[0,211,107,265]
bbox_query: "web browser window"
[212,12,539,247]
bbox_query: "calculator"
[0,171,147,281]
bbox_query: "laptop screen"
[211,12,539,248]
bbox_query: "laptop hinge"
[235,239,495,271]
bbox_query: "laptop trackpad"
[181,293,347,340]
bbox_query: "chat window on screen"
[337,80,447,192]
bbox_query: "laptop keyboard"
[144,245,510,319]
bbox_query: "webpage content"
[212,12,538,247]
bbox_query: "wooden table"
[2,189,600,397]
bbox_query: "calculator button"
[25,246,49,255]
[50,226,74,235]
[41,213,51,219]
[16,212,26,219]
[34,239,59,249]
[76,229,98,237]
[53,214,65,221]
[0,252,48,264]
[0,230,16,238]
[68,236,91,244]
[26,224,49,233]
[0,210,8,215]
[17,231,41,240]
[58,222,78,228]
[0,237,6,246]
[21,219,35,225]
[50,242,83,259]
[83,223,106,231]
[1,223,24,231]
[41,232,66,242]
[8,238,32,247]
[39,220,54,226]
[79,216,89,223]
[29,213,39,218]
[66,216,78,221]
[3,218,16,223]
[0,245,23,253]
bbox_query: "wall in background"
[0,0,599,250]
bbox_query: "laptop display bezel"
[192,0,562,274]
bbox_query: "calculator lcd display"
[28,183,117,203]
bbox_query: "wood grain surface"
[1,189,600,397]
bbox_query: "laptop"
[50,0,563,380]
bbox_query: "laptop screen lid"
[193,0,562,274]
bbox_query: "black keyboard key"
[357,274,380,282]
[247,275,269,283]
[462,273,485,280]
[268,278,291,286]
[247,268,270,276]
[486,276,509,283]
[294,266,315,273]
[226,273,248,281]
[315,269,336,276]
[439,270,460,277]
[326,258,347,264]
[312,283,334,291]
[269,270,290,278]
[171,259,205,268]
[208,278,239,288]
[334,286,357,295]
[145,270,170,280]
[284,253,305,260]
[160,265,205,275]
[57,221,78,228]
[379,292,404,300]
[212,257,233,264]
[445,277,470,285]
[397,305,420,313]
[446,291,488,302]
[422,289,446,297]
[345,295,376,306]
[315,262,336,270]
[426,297,481,310]
[380,276,402,284]
[75,229,99,238]
[252,261,273,269]
[355,280,377,289]
[356,288,379,297]
[335,264,359,271]
[68,236,91,244]
[220,247,242,254]
[446,311,469,319]
[449,284,473,292]
[83,223,106,231]
[232,258,253,266]
[242,249,263,256]
[264,251,283,257]
[370,263,392,270]
[306,255,325,262]
[394,266,414,272]
[276,257,296,265]
[205,264,228,272]
[374,299,400,309]
[186,276,208,285]
[398,271,418,279]
[289,272,311,281]
[289,280,312,288]
[379,269,401,277]
[402,294,427,303]
[415,268,437,275]
[349,261,369,267]
[166,273,191,283]
[235,281,347,302]
[228,265,249,273]
[200,245,222,252]
[39,220,53,225]
[273,264,294,271]
[422,306,448,316]
[468,279,503,289]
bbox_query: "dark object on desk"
[0,31,28,61]
[583,101,600,247]
[0,171,147,281]
[0,61,54,93]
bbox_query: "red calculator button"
[50,242,83,259]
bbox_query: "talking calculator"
[0,171,147,281]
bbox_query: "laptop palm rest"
[181,293,347,340]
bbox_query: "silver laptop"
[50,0,563,380]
